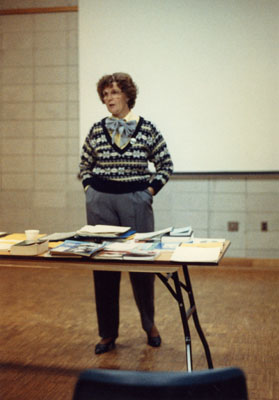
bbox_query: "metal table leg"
[156,264,213,371]
[181,264,213,369]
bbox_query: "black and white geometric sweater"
[79,117,173,195]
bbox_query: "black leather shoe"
[95,339,116,355]
[147,335,161,347]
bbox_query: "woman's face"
[103,82,130,118]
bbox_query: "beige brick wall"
[0,2,278,258]
[0,2,85,234]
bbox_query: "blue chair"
[72,367,248,400]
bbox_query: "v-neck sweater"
[79,116,173,195]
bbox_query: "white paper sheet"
[171,245,222,263]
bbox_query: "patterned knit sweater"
[79,117,173,195]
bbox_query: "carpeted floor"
[1,263,278,399]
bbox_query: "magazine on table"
[50,240,105,257]
[94,241,160,260]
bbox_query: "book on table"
[50,240,105,257]
[95,251,158,261]
[76,225,132,239]
[161,226,194,243]
[94,241,159,260]
[169,226,193,237]
[10,239,49,256]
[0,239,22,254]
[134,226,194,243]
[42,225,134,241]
[134,227,173,241]
[41,231,77,241]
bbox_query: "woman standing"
[79,73,173,354]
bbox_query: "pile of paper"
[171,239,225,263]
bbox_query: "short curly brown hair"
[97,72,138,109]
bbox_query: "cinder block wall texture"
[0,1,278,258]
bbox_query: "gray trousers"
[86,186,155,339]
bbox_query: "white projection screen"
[79,0,279,174]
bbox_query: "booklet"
[50,240,105,257]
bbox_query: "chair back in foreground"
[72,367,248,400]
